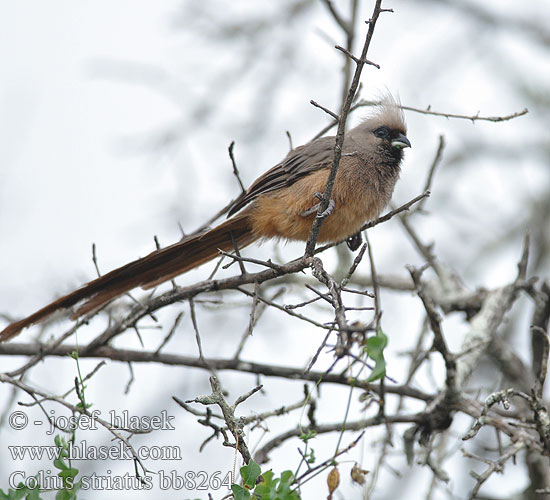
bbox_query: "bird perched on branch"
[0,95,410,342]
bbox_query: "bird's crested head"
[350,93,411,155]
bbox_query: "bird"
[0,95,410,342]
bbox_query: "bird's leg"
[346,232,363,251]
[300,192,335,219]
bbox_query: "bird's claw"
[300,192,335,219]
[346,232,363,251]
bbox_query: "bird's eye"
[373,126,390,139]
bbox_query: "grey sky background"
[0,1,548,499]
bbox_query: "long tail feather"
[0,212,256,341]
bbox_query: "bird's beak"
[391,133,411,149]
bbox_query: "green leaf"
[279,471,294,485]
[14,484,30,500]
[240,460,261,489]
[25,490,42,500]
[276,471,296,498]
[70,481,81,496]
[253,469,299,500]
[0,488,12,500]
[231,484,251,500]
[14,490,27,500]
[254,470,275,497]
[299,430,317,442]
[58,468,79,481]
[55,490,72,500]
[0,487,21,500]
[365,329,388,382]
[53,457,68,471]
[25,480,43,500]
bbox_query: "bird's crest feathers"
[361,92,406,134]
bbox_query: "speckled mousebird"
[0,94,410,341]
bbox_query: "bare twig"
[183,375,257,464]
[228,141,246,193]
[305,0,387,256]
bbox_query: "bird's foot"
[300,192,335,219]
[346,232,363,251]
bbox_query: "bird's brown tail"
[0,212,256,342]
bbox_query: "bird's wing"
[227,136,335,216]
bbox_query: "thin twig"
[305,0,387,256]
[228,141,246,193]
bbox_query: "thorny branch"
[181,375,259,464]
[0,2,545,499]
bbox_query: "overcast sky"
[0,2,548,499]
